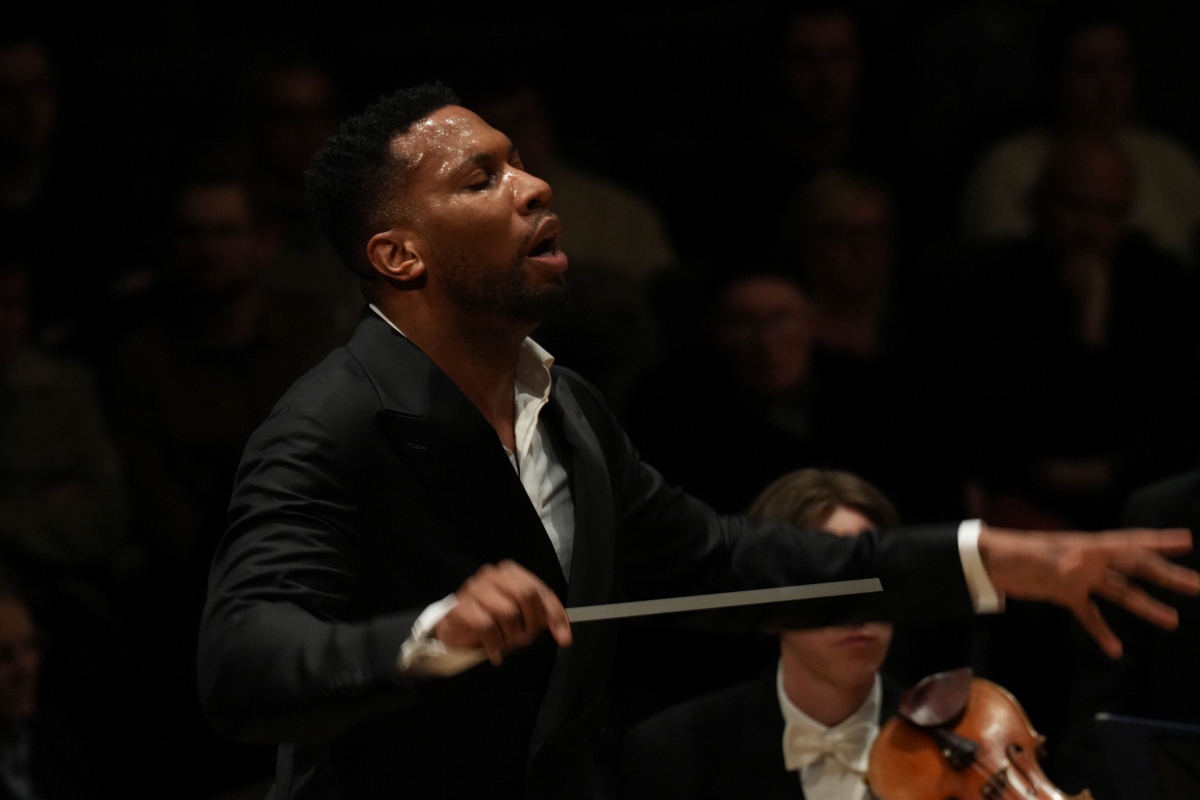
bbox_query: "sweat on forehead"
[304,81,461,277]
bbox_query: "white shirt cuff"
[958,519,1004,613]
[397,594,487,678]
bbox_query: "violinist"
[618,469,906,800]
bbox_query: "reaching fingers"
[1103,541,1200,597]
[1093,569,1180,631]
[1073,598,1123,660]
[1096,528,1194,557]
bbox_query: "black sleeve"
[197,408,418,745]
[566,372,974,625]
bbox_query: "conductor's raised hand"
[433,560,572,666]
[978,526,1199,658]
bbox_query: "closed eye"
[467,171,499,191]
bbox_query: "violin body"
[867,675,1093,800]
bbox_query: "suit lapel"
[349,314,566,596]
[528,375,619,758]
[736,666,807,800]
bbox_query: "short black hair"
[305,82,460,277]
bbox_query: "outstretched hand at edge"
[978,526,1199,658]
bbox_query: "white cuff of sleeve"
[397,595,487,678]
[958,519,1004,613]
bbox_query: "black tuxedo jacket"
[197,312,971,799]
[618,667,899,800]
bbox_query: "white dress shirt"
[370,304,1003,676]
[778,662,881,800]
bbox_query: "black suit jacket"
[197,312,971,799]
[618,667,899,800]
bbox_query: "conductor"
[197,83,1198,799]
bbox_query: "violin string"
[962,749,1040,800]
[963,758,1023,800]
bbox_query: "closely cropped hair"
[305,82,460,278]
[747,468,900,530]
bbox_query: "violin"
[866,668,1093,800]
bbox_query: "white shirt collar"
[776,659,882,773]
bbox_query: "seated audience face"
[473,89,554,178]
[257,65,337,178]
[803,174,891,303]
[0,41,55,165]
[781,12,860,124]
[1059,24,1133,133]
[1036,137,1133,258]
[174,182,276,295]
[779,506,893,691]
[0,598,40,723]
[716,275,813,401]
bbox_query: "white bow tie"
[782,720,874,773]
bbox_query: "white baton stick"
[566,578,883,622]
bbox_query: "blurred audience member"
[244,57,359,332]
[0,245,125,590]
[0,36,88,352]
[474,87,676,287]
[108,166,332,575]
[787,171,893,358]
[625,271,821,514]
[780,171,961,523]
[964,16,1200,262]
[618,469,901,800]
[770,6,862,178]
[755,3,901,237]
[950,133,1200,753]
[0,571,92,799]
[958,134,1200,529]
[0,40,52,222]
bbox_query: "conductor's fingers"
[538,581,572,648]
[455,598,508,666]
[471,581,527,649]
[495,560,571,648]
[1097,528,1195,557]
[1093,569,1180,631]
[1073,598,1123,660]
[1105,542,1200,597]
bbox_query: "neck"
[780,650,875,728]
[375,297,533,450]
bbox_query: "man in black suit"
[196,83,1198,799]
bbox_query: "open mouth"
[528,233,560,258]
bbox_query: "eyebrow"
[455,141,519,175]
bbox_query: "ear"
[366,228,426,284]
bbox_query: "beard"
[434,234,567,323]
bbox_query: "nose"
[514,168,553,215]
